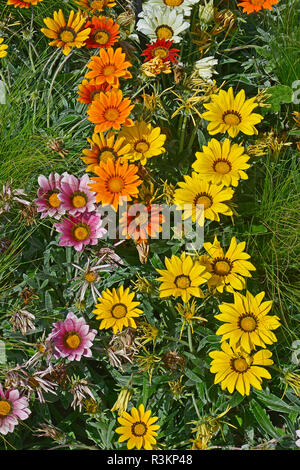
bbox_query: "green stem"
[179,114,188,153]
[187,325,193,353]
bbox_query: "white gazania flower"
[144,0,199,17]
[71,257,113,303]
[195,56,218,82]
[137,6,190,43]
[198,0,215,25]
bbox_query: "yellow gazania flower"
[119,121,167,166]
[115,404,160,450]
[174,173,234,226]
[156,252,211,303]
[202,87,263,138]
[41,9,91,56]
[192,138,250,187]
[93,286,143,334]
[198,235,256,293]
[0,38,8,58]
[81,131,132,173]
[215,291,280,353]
[209,342,274,396]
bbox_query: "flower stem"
[188,325,193,353]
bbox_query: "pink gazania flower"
[58,173,97,216]
[35,172,65,219]
[0,384,31,435]
[54,212,106,252]
[48,312,97,361]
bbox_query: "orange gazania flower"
[7,0,43,8]
[85,16,120,49]
[77,79,111,104]
[85,47,132,88]
[87,89,134,133]
[88,159,142,211]
[237,0,278,14]
[120,203,164,243]
[81,132,132,172]
[75,0,116,13]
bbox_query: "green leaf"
[249,399,281,439]
[266,85,293,112]
[185,368,203,383]
[254,390,300,414]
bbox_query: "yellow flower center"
[103,65,116,76]
[73,225,90,241]
[108,176,125,193]
[134,140,150,154]
[71,193,87,208]
[59,28,75,43]
[111,303,127,319]
[0,400,11,417]
[175,274,191,289]
[164,0,184,5]
[100,149,116,162]
[84,271,97,283]
[154,47,168,59]
[240,315,257,332]
[64,332,82,349]
[233,358,249,373]
[104,108,120,122]
[214,260,231,276]
[194,194,212,210]
[135,211,148,226]
[48,192,61,208]
[214,160,231,174]
[132,421,147,436]
[156,25,173,40]
[94,30,110,45]
[223,111,241,126]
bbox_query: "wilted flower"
[10,308,35,335]
[48,138,69,158]
[69,377,95,411]
[20,368,58,403]
[198,0,215,25]
[132,274,156,295]
[162,350,185,372]
[136,350,162,384]
[194,56,218,83]
[168,375,186,400]
[71,257,112,303]
[141,57,172,78]
[0,179,30,216]
[176,300,207,339]
[136,319,159,346]
[35,422,66,443]
[107,328,140,370]
[111,387,133,415]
